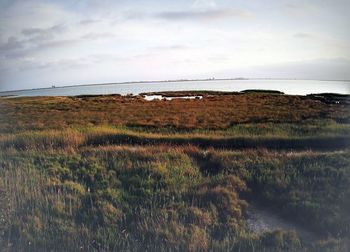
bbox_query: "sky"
[0,0,350,91]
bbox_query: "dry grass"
[0,92,349,251]
[1,93,349,133]
[1,126,349,151]
[0,130,84,151]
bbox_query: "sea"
[0,79,349,97]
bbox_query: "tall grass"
[1,146,349,251]
[0,130,84,151]
[1,93,349,251]
[1,126,349,151]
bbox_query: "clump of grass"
[0,130,84,151]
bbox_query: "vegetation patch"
[0,92,349,251]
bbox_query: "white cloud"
[192,0,217,10]
[0,0,349,91]
[155,9,250,21]
[293,32,315,39]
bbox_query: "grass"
[1,92,349,133]
[0,91,349,251]
[1,147,349,251]
[1,125,350,151]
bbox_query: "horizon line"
[1,77,350,94]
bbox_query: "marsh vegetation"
[0,92,349,251]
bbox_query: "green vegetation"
[306,93,350,105]
[241,90,284,94]
[0,92,349,251]
[1,146,349,251]
[1,125,349,152]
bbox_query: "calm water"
[1,79,349,97]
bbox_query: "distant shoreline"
[1,77,350,94]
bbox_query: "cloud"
[0,38,80,61]
[0,22,71,59]
[155,9,250,21]
[21,24,66,37]
[284,2,317,15]
[0,36,23,51]
[294,32,315,39]
[121,8,249,23]
[192,0,217,10]
[1,25,115,61]
[0,0,349,91]
[79,19,101,26]
[216,58,350,81]
[149,45,190,51]
[1,34,106,60]
[80,32,115,40]
[208,55,230,62]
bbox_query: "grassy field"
[0,92,349,251]
[1,92,349,133]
